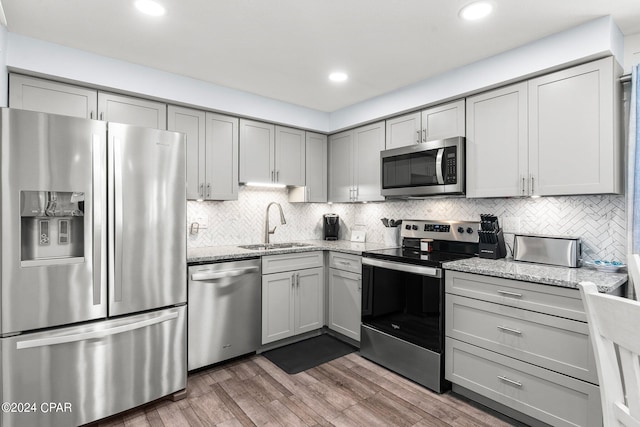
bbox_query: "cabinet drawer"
[446,295,597,384]
[329,252,362,273]
[262,251,323,275]
[446,271,586,321]
[446,340,602,427]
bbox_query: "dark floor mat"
[263,334,356,374]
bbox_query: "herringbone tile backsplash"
[187,187,626,263]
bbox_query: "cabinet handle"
[416,130,420,144]
[354,187,358,201]
[497,325,522,335]
[358,278,362,292]
[206,183,211,198]
[530,176,535,195]
[521,177,525,195]
[271,170,275,182]
[422,129,426,143]
[497,290,523,298]
[291,273,295,288]
[90,111,94,119]
[276,170,279,182]
[199,183,204,198]
[100,112,104,121]
[296,273,300,287]
[306,187,310,201]
[497,375,523,388]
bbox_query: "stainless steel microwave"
[380,136,465,198]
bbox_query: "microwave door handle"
[435,148,445,185]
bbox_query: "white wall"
[0,25,8,107]
[624,33,640,72]
[5,32,330,131]
[4,16,624,133]
[329,16,624,131]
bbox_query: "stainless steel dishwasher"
[188,258,261,371]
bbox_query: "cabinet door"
[98,92,167,129]
[422,99,466,141]
[385,111,421,149]
[466,83,528,198]
[305,132,328,202]
[9,74,97,119]
[167,106,205,200]
[328,268,361,341]
[295,267,324,334]
[328,130,354,202]
[528,56,620,196]
[239,119,275,183]
[353,121,385,202]
[262,272,295,344]
[275,126,305,186]
[205,113,239,200]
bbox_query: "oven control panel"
[401,219,479,243]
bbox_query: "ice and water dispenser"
[20,191,85,265]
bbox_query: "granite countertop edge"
[187,240,394,264]
[442,257,627,293]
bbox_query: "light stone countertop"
[187,240,394,264]
[442,257,627,293]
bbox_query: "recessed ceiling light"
[329,72,348,83]
[135,0,166,17]
[459,1,493,21]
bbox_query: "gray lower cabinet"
[328,252,362,341]
[261,252,324,344]
[445,271,602,427]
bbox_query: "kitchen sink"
[237,242,312,250]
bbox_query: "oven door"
[380,136,464,197]
[361,257,444,353]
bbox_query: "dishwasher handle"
[191,266,260,281]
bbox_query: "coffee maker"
[323,214,340,240]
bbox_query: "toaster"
[513,234,582,268]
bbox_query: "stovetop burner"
[363,219,480,267]
[362,247,476,268]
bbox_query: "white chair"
[579,282,640,427]
[627,253,640,300]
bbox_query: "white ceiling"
[3,0,640,112]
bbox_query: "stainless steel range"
[360,219,479,393]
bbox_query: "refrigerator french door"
[0,109,187,427]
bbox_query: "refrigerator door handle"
[190,266,259,281]
[92,134,105,306]
[113,136,124,302]
[15,311,179,350]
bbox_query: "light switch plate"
[351,230,366,242]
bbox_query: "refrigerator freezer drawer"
[1,306,186,427]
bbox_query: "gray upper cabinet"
[329,121,385,203]
[168,106,238,200]
[467,56,622,198]
[9,74,167,130]
[97,92,167,129]
[239,119,274,184]
[239,120,305,186]
[328,131,354,203]
[275,125,305,186]
[385,99,465,149]
[9,74,98,119]
[466,82,528,198]
[528,57,621,196]
[289,132,328,203]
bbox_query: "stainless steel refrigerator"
[0,108,187,427]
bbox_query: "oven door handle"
[362,257,441,278]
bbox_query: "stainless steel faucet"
[264,202,286,244]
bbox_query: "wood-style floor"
[91,352,520,427]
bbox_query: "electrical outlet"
[503,217,521,233]
[195,216,208,229]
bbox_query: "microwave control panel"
[444,147,457,184]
